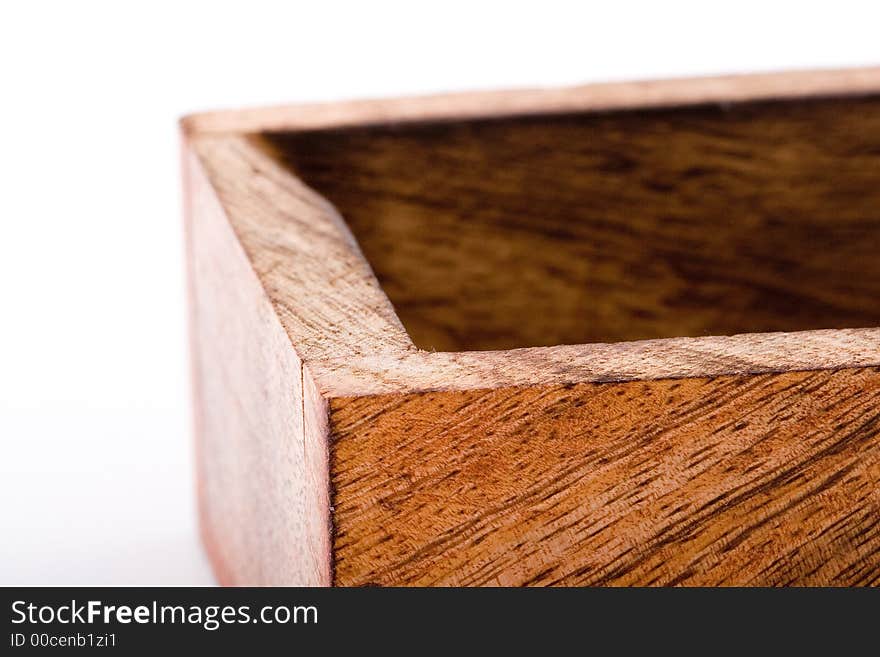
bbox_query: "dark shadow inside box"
[259,96,880,352]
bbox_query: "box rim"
[181,65,880,136]
[184,67,880,398]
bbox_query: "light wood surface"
[183,67,880,586]
[183,145,330,586]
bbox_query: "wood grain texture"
[192,134,413,361]
[309,328,880,397]
[266,96,880,351]
[330,367,880,585]
[184,145,330,586]
[182,67,880,586]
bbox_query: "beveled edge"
[308,328,880,397]
[182,66,880,137]
[183,67,880,400]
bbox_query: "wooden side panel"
[329,367,880,586]
[184,143,330,586]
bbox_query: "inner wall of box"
[261,97,880,352]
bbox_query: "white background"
[1,1,878,585]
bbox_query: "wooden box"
[182,68,880,586]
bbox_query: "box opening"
[261,96,880,352]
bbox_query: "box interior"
[260,96,880,352]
